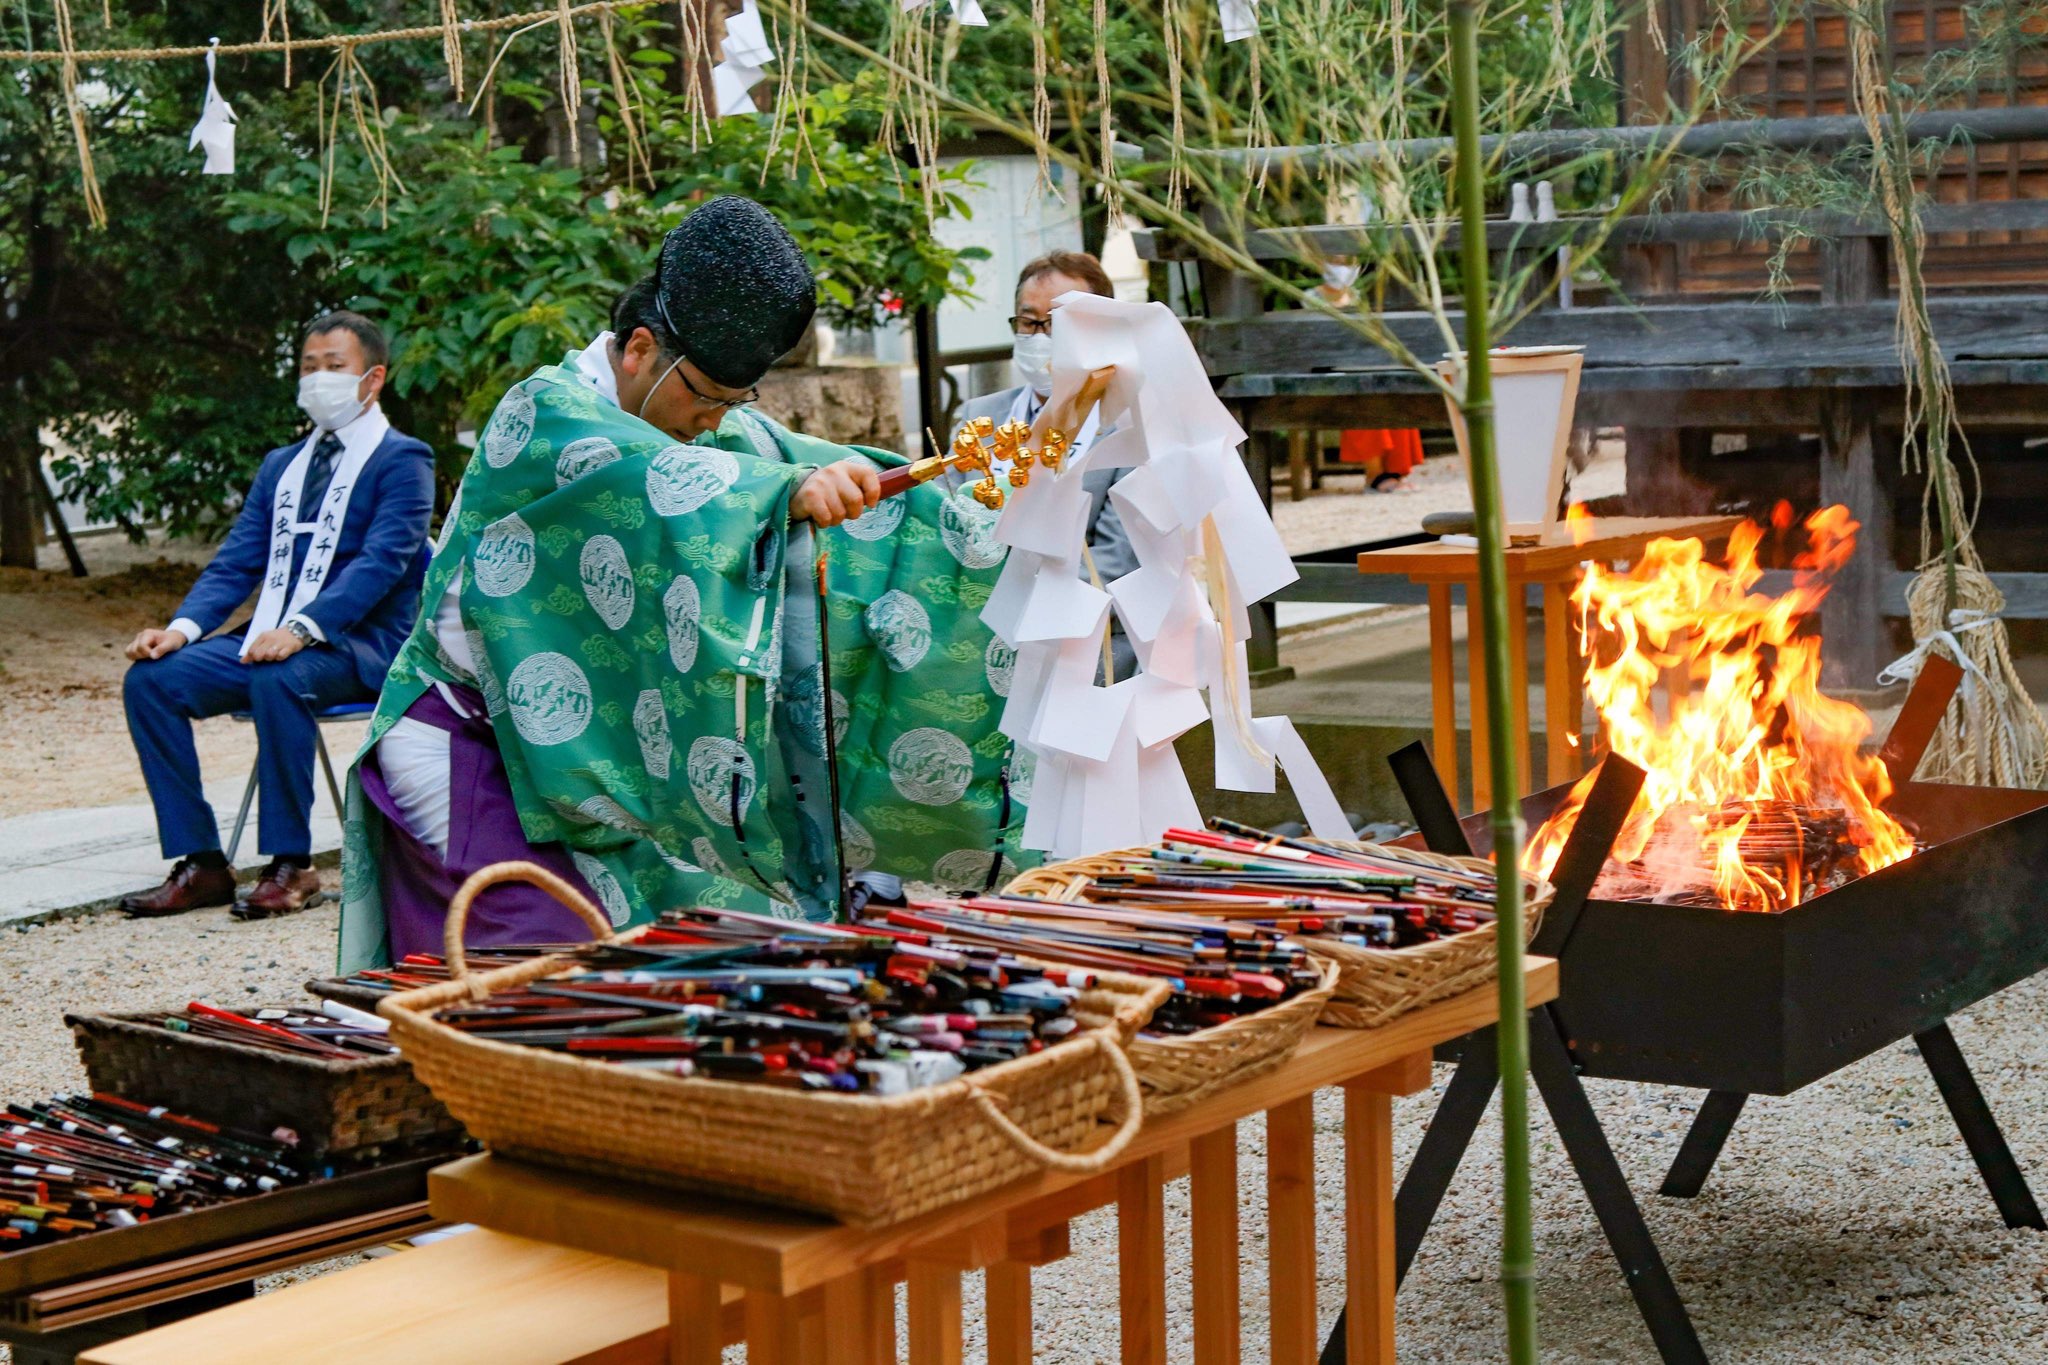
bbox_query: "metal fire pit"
[1458,778,2048,1095]
[1319,657,2047,1365]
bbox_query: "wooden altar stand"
[84,963,1554,1365]
[1357,517,1740,810]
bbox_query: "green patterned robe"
[336,358,1030,971]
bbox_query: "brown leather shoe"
[120,859,239,918]
[232,861,325,920]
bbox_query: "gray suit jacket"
[944,384,1137,584]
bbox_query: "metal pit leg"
[1529,1009,1708,1365]
[1320,1013,1706,1365]
[1915,1022,2045,1230]
[1660,1091,1750,1199]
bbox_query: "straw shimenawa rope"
[0,1,644,62]
[1845,0,2048,787]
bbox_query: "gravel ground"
[4,893,2046,1360]
[0,536,274,819]
[14,444,2047,1360]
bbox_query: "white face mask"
[1321,262,1361,291]
[1012,332,1054,398]
[297,370,368,432]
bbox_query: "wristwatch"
[285,619,317,646]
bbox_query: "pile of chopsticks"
[1058,817,1503,949]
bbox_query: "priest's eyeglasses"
[676,365,760,412]
[1009,312,1055,336]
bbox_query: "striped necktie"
[298,432,344,514]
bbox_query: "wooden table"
[1358,517,1741,810]
[428,962,1557,1365]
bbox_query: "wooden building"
[1144,2,2048,691]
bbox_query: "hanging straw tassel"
[1030,0,1052,194]
[1093,0,1117,213]
[260,0,293,87]
[1245,28,1272,193]
[52,0,106,228]
[1163,0,1186,211]
[440,0,466,98]
[768,0,821,178]
[677,0,712,148]
[597,5,648,187]
[317,41,408,229]
[557,0,582,162]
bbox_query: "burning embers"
[1526,505,1916,911]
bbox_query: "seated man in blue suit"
[120,312,433,920]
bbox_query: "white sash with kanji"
[240,429,377,658]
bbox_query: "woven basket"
[66,1011,461,1157]
[382,862,1171,1228]
[1078,956,1340,1119]
[1005,839,1554,1033]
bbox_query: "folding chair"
[223,701,377,863]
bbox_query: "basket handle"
[443,860,616,981]
[962,1034,1146,1175]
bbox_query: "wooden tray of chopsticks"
[1006,832,1552,1031]
[66,1012,461,1157]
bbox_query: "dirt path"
[0,536,274,819]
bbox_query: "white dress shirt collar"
[570,332,623,408]
[319,401,391,460]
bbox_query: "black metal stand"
[1917,1023,2047,1230]
[1318,1007,1707,1365]
[1658,1091,1749,1198]
[1323,745,1708,1364]
[1656,1028,2044,1231]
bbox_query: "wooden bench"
[78,1228,742,1365]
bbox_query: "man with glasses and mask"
[949,251,1135,678]
[338,196,1035,970]
[119,312,434,921]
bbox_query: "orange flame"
[1525,504,1915,912]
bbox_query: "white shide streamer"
[981,294,1350,858]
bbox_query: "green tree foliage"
[4,3,982,544]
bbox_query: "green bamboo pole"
[1447,1,1537,1361]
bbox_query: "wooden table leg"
[1428,582,1459,810]
[906,1261,962,1365]
[986,1261,1033,1365]
[1542,578,1577,787]
[869,1263,900,1364]
[1118,1153,1168,1365]
[1464,583,1492,810]
[1506,575,1532,797]
[1267,1096,1318,1365]
[1190,1126,1242,1365]
[823,1271,876,1365]
[795,1287,827,1362]
[667,1270,723,1365]
[1288,430,1312,501]
[745,1291,793,1365]
[1343,1084,1398,1365]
